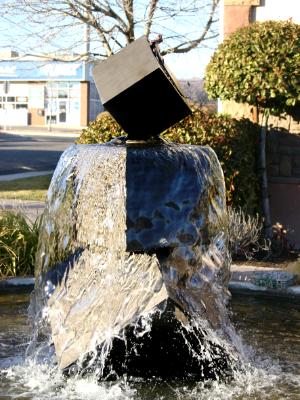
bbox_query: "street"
[0,133,75,175]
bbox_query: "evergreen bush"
[205,20,300,115]
[205,20,300,237]
[77,111,125,144]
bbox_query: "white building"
[0,51,103,128]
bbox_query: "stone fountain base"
[33,141,235,380]
[65,298,235,381]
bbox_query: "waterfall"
[30,139,239,380]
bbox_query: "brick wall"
[267,130,300,248]
[80,82,89,127]
[267,130,300,179]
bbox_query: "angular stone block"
[70,299,235,381]
[93,36,191,139]
[35,142,232,379]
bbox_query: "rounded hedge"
[205,20,300,116]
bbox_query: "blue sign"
[0,61,85,81]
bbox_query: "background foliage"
[77,109,260,213]
[0,210,40,277]
[205,20,300,116]
[77,112,125,144]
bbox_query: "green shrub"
[76,111,125,144]
[77,108,260,213]
[0,210,41,277]
[205,20,300,239]
[205,20,300,116]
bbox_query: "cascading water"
[1,142,300,398]
[27,138,240,381]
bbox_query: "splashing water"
[1,293,300,399]
[28,141,239,380]
[2,141,299,398]
[0,295,300,400]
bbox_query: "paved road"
[0,133,75,175]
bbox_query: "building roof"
[0,53,95,82]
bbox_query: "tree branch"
[144,0,159,38]
[161,0,220,55]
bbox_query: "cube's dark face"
[104,69,191,140]
[93,36,191,140]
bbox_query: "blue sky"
[165,45,217,79]
[0,3,220,80]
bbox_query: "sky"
[165,46,217,79]
[0,2,220,81]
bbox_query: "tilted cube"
[93,36,191,140]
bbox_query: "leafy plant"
[0,210,41,277]
[205,20,300,237]
[76,111,125,144]
[270,222,295,259]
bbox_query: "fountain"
[2,37,300,400]
[30,36,237,381]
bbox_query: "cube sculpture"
[93,36,191,139]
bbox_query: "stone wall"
[267,130,300,249]
[267,130,300,179]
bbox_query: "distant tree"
[205,20,300,238]
[179,78,210,105]
[0,0,220,60]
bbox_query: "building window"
[16,96,28,103]
[0,95,28,110]
[45,81,80,124]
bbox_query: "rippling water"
[1,292,300,400]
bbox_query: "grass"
[0,210,41,278]
[0,174,52,201]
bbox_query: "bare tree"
[0,0,220,60]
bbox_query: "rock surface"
[32,140,233,378]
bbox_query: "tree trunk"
[258,111,272,239]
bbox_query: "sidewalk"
[1,263,300,300]
[0,170,53,181]
[0,125,81,138]
[0,198,45,220]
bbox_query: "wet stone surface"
[31,140,232,378]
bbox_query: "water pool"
[0,292,300,400]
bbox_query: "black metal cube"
[92,36,191,140]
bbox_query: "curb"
[229,281,300,300]
[0,170,53,181]
[229,263,300,299]
[2,274,300,300]
[1,129,80,138]
[0,277,35,293]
